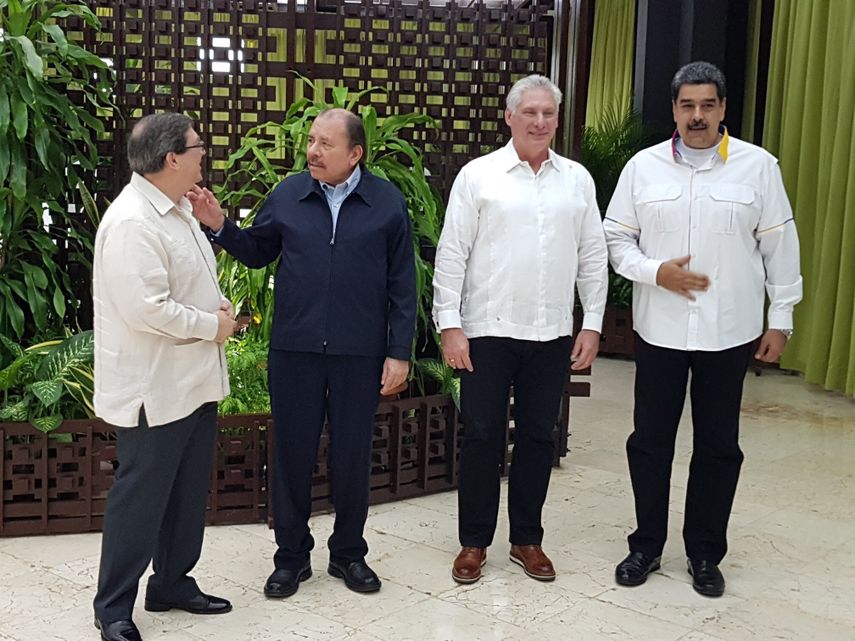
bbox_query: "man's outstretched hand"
[187,186,226,232]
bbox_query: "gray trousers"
[93,402,217,623]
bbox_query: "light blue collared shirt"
[321,165,362,237]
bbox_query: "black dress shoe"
[144,592,232,614]
[688,558,725,597]
[328,559,382,593]
[264,563,312,598]
[94,617,142,641]
[615,551,661,587]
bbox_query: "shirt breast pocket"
[168,240,202,279]
[637,183,683,232]
[708,184,758,235]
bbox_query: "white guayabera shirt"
[603,130,803,352]
[433,140,608,341]
[93,173,230,427]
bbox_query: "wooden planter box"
[2,371,591,538]
[600,307,635,356]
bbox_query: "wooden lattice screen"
[67,0,557,207]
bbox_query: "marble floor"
[1,358,854,641]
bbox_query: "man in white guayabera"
[433,74,608,585]
[92,113,237,641]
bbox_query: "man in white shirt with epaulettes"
[603,61,802,598]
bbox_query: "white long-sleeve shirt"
[432,141,608,341]
[93,173,230,427]
[603,131,803,351]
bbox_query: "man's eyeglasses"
[181,139,206,152]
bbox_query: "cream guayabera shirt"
[433,141,608,340]
[93,173,230,427]
[603,132,803,351]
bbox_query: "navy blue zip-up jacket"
[212,170,416,360]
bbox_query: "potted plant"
[579,106,653,356]
[0,0,115,341]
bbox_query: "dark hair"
[127,112,194,175]
[317,108,366,164]
[670,61,727,102]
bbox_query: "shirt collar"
[320,164,362,196]
[130,172,189,217]
[499,139,562,173]
[671,124,729,164]
[299,165,372,205]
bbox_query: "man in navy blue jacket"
[190,109,416,597]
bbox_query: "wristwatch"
[777,328,794,340]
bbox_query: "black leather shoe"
[264,564,312,598]
[94,617,142,641]
[688,558,725,597]
[328,559,382,593]
[615,551,661,587]
[144,592,232,614]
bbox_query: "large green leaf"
[30,378,63,407]
[0,398,30,422]
[41,24,69,56]
[11,35,44,79]
[0,86,10,135]
[36,330,94,380]
[30,413,63,433]
[11,95,28,140]
[0,353,31,392]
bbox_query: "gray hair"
[670,61,727,101]
[127,112,194,175]
[506,75,563,113]
[316,108,366,165]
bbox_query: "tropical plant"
[216,77,444,356]
[218,333,271,416]
[414,358,460,409]
[580,106,654,308]
[0,330,95,432]
[0,0,115,340]
[580,106,653,213]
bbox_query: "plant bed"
[2,366,591,538]
[600,307,636,357]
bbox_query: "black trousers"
[93,402,217,623]
[627,335,754,564]
[268,349,384,570]
[458,335,572,548]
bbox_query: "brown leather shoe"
[509,544,556,581]
[452,547,487,584]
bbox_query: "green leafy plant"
[580,106,653,308]
[0,0,116,340]
[218,333,271,416]
[216,76,444,355]
[414,358,460,409]
[0,330,95,431]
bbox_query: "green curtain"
[740,0,762,142]
[763,0,855,396]
[585,0,636,127]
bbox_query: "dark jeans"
[268,349,384,570]
[626,335,754,564]
[93,402,217,623]
[457,335,572,548]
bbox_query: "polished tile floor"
[1,358,854,641]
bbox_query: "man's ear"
[351,144,364,167]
